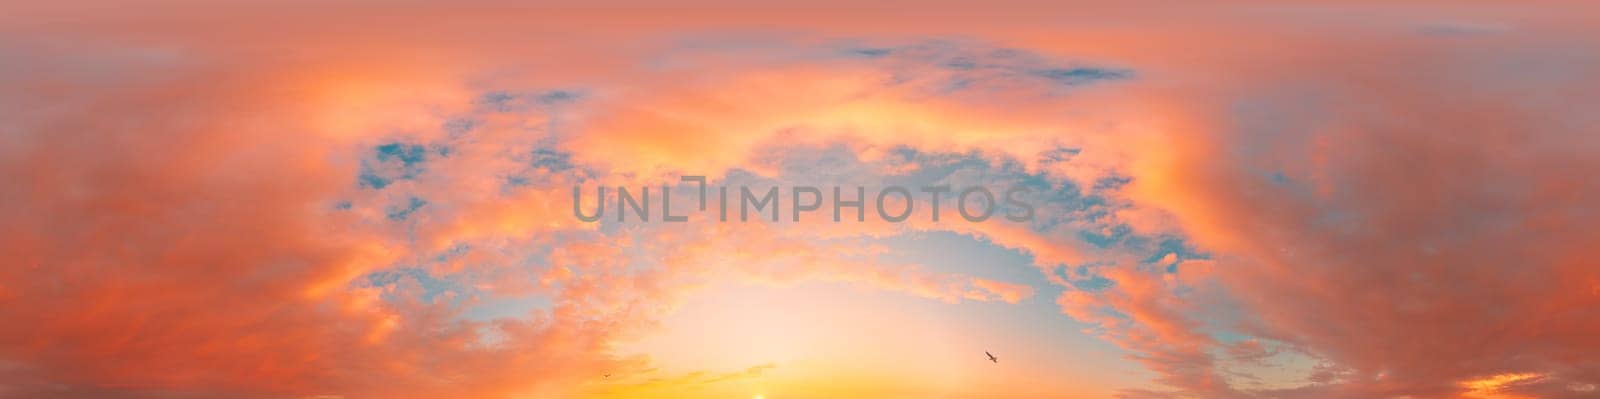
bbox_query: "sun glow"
[1461,373,1544,398]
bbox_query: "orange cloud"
[5,2,1600,399]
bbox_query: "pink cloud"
[4,3,1600,399]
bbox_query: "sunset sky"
[3,2,1599,399]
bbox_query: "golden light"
[1461,372,1544,398]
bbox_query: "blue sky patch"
[1034,67,1134,86]
[359,142,430,190]
[387,197,429,221]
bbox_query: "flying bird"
[986,351,998,363]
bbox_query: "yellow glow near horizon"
[1461,372,1543,398]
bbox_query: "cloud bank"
[2,2,1598,398]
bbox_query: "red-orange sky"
[3,2,1599,399]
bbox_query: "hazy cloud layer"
[2,2,1598,399]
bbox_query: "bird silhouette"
[986,351,998,363]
